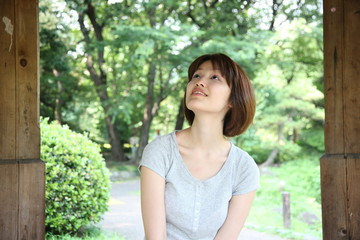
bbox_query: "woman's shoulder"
[144,131,176,152]
[230,145,254,161]
[229,145,260,194]
[140,132,177,178]
[229,144,258,170]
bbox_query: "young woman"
[139,53,260,240]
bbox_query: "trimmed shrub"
[41,118,111,234]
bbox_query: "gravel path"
[100,179,287,240]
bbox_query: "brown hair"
[184,53,256,137]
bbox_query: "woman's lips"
[192,89,208,96]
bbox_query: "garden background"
[40,0,324,239]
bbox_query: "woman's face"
[186,60,231,119]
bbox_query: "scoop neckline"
[171,131,233,183]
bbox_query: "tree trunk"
[175,97,185,130]
[292,128,297,143]
[268,0,279,31]
[132,8,178,164]
[260,147,280,168]
[134,63,157,163]
[76,3,126,161]
[105,115,124,161]
[133,59,173,163]
[260,122,284,168]
[53,69,62,124]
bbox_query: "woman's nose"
[195,78,205,87]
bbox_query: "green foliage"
[39,0,324,164]
[41,118,111,234]
[235,126,272,164]
[241,19,324,164]
[39,0,78,123]
[299,126,324,152]
[247,158,322,239]
[277,142,302,163]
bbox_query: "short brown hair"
[184,53,256,137]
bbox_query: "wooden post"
[0,0,45,239]
[282,192,291,229]
[321,0,360,239]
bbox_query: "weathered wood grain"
[15,0,40,159]
[320,156,348,239]
[0,162,18,239]
[0,0,16,158]
[1,0,44,239]
[322,0,360,239]
[323,0,344,154]
[347,156,360,238]
[343,0,360,154]
[18,160,45,240]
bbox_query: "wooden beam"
[343,0,360,154]
[347,156,360,236]
[15,0,40,159]
[0,0,44,239]
[320,156,348,239]
[0,0,16,159]
[0,162,18,239]
[322,0,360,239]
[323,0,344,154]
[18,160,45,239]
[0,0,18,237]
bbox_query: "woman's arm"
[214,190,256,240]
[140,166,167,240]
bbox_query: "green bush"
[41,118,111,234]
[277,141,302,163]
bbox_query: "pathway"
[100,180,287,240]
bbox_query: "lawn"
[246,158,322,240]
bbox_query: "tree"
[64,0,127,161]
[39,0,77,124]
[38,0,324,166]
[249,19,324,166]
[110,1,188,162]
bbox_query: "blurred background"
[40,0,323,239]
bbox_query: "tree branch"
[186,0,204,27]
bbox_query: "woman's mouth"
[192,90,208,96]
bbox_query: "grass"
[46,225,125,240]
[245,157,322,239]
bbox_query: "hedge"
[41,118,111,234]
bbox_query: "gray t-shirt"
[139,131,260,240]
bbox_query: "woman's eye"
[192,74,200,79]
[211,75,219,80]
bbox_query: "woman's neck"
[185,115,229,151]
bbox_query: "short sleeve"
[232,152,260,195]
[138,135,171,179]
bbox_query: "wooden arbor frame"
[0,0,359,239]
[321,0,360,238]
[0,0,45,239]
